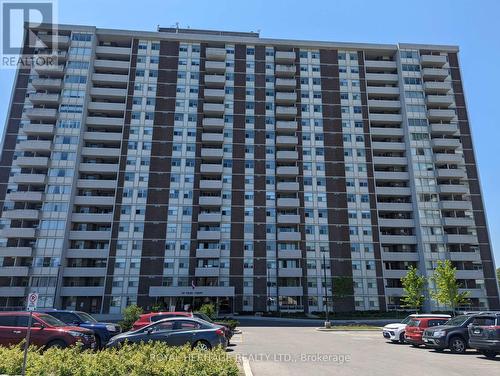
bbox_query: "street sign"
[26,293,38,311]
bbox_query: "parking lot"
[230,324,500,376]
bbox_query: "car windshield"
[401,316,413,324]
[445,316,469,326]
[194,313,213,323]
[76,312,97,323]
[407,319,420,327]
[38,314,66,327]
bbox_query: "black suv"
[422,314,477,353]
[468,312,500,359]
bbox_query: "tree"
[198,303,216,320]
[400,266,426,313]
[431,260,470,315]
[119,304,143,331]
[331,276,353,312]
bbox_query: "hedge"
[0,342,239,376]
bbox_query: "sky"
[1,0,499,265]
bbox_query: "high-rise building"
[1,23,498,317]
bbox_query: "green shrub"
[198,303,216,320]
[0,342,238,376]
[216,319,239,331]
[119,304,143,332]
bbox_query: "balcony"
[0,266,30,277]
[379,235,417,244]
[435,167,465,179]
[366,86,400,97]
[60,287,105,297]
[449,252,481,262]
[370,127,404,137]
[368,100,401,110]
[37,34,70,47]
[195,267,220,277]
[69,230,111,240]
[93,59,130,72]
[276,182,299,192]
[277,214,301,224]
[275,106,297,118]
[434,153,464,164]
[372,156,407,165]
[0,287,26,297]
[366,73,399,83]
[277,231,301,241]
[277,249,302,259]
[276,166,299,176]
[378,218,414,228]
[86,116,124,127]
[422,68,449,79]
[95,45,131,57]
[203,103,225,115]
[31,78,62,90]
[71,213,113,223]
[370,142,406,151]
[275,92,297,104]
[374,171,410,181]
[275,78,296,90]
[6,191,43,202]
[22,124,54,136]
[81,147,120,157]
[381,252,419,262]
[276,150,299,161]
[79,163,119,174]
[426,95,454,107]
[442,217,475,227]
[277,198,300,208]
[383,270,408,279]
[204,88,225,101]
[454,270,483,279]
[369,113,403,123]
[202,133,224,143]
[90,87,128,99]
[11,173,46,185]
[34,64,65,77]
[431,138,461,149]
[205,47,226,61]
[25,108,57,121]
[0,227,36,238]
[2,209,39,220]
[439,200,472,211]
[204,74,225,88]
[376,202,413,212]
[275,64,296,77]
[205,60,226,73]
[77,179,116,189]
[87,102,126,113]
[276,121,297,132]
[420,54,448,67]
[202,117,225,129]
[198,213,222,223]
[199,179,223,190]
[424,81,452,94]
[199,196,222,206]
[200,164,223,174]
[276,136,298,146]
[74,196,115,206]
[375,186,411,196]
[278,268,302,278]
[14,156,49,168]
[197,230,221,241]
[428,109,456,121]
[84,131,122,142]
[28,92,60,105]
[275,51,296,63]
[430,123,458,135]
[438,184,469,194]
[201,148,224,159]
[63,267,107,278]
[364,60,397,69]
[92,73,128,85]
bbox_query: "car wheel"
[192,340,212,351]
[399,332,405,344]
[482,350,497,359]
[45,340,67,350]
[411,344,419,348]
[449,337,466,354]
[94,335,101,349]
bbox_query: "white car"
[382,314,451,343]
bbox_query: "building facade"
[0,24,498,317]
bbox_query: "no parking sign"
[26,293,38,311]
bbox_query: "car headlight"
[68,330,85,337]
[433,330,446,337]
[106,325,116,332]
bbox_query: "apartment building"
[0,23,498,317]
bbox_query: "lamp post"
[322,253,331,328]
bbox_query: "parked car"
[131,312,191,330]
[382,314,450,344]
[468,312,500,358]
[40,309,121,348]
[405,316,450,347]
[422,314,477,353]
[107,317,227,350]
[0,311,96,349]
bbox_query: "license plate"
[473,329,481,334]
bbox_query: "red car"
[0,311,96,349]
[405,316,449,347]
[131,312,191,331]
